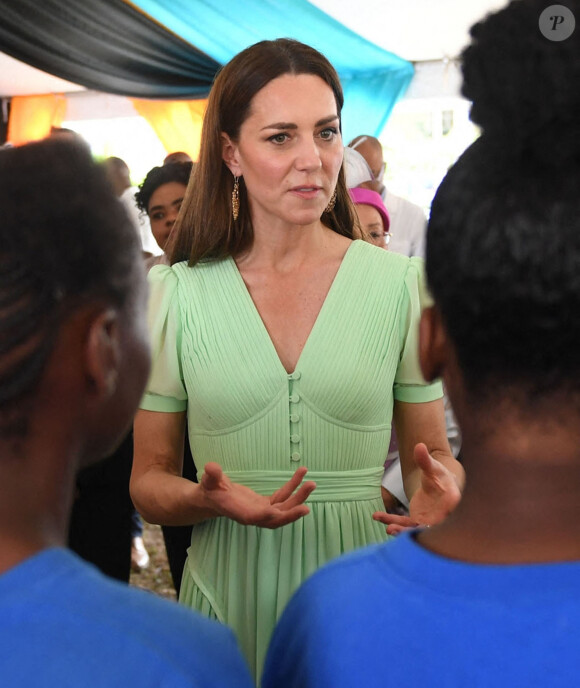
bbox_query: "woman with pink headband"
[349,186,391,248]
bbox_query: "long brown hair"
[168,38,357,266]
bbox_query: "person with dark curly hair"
[262,2,580,686]
[135,162,194,269]
[0,137,253,687]
[130,38,464,681]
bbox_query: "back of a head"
[103,156,131,195]
[163,151,193,165]
[347,135,384,179]
[427,0,580,406]
[0,138,140,435]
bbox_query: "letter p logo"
[539,5,576,40]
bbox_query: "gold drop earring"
[325,188,337,213]
[232,176,240,221]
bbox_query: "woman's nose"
[295,138,322,171]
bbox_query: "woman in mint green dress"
[131,39,464,683]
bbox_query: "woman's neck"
[237,221,348,272]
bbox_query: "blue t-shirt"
[1,548,253,687]
[263,531,580,688]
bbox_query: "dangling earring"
[231,176,240,221]
[325,188,337,213]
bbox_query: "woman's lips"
[289,186,322,200]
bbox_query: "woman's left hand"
[373,442,461,535]
[407,442,461,525]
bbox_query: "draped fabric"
[131,99,208,160]
[129,0,414,138]
[7,95,66,145]
[0,0,413,140]
[0,0,220,99]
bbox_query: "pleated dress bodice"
[141,239,442,682]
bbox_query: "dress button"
[290,434,300,443]
[290,371,301,380]
[291,452,301,462]
[289,393,300,403]
[290,413,300,423]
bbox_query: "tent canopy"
[0,0,509,92]
[0,0,509,148]
[0,0,423,139]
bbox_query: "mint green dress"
[140,240,442,682]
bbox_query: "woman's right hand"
[199,462,317,528]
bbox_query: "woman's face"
[147,181,187,250]
[223,73,343,231]
[353,203,387,248]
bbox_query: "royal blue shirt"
[1,548,253,687]
[263,531,580,687]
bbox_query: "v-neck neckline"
[228,240,360,377]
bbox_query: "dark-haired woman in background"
[131,38,464,680]
[136,162,194,270]
[263,2,580,686]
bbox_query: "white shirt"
[119,187,162,256]
[384,188,427,259]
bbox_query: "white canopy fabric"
[310,0,509,62]
[0,52,84,97]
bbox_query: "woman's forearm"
[130,467,218,526]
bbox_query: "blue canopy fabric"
[130,0,414,139]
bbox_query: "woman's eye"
[151,212,164,221]
[269,133,289,144]
[319,127,337,140]
[370,231,381,239]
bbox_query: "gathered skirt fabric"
[180,490,389,681]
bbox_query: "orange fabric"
[131,99,208,161]
[7,94,67,145]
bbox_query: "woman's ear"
[85,308,120,401]
[419,305,448,382]
[221,133,242,177]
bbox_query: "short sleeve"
[393,257,443,403]
[139,264,188,413]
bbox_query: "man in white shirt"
[347,135,427,257]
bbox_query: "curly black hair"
[135,162,193,215]
[426,0,580,405]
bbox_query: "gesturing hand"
[408,442,461,525]
[373,443,461,535]
[372,511,420,536]
[200,462,317,529]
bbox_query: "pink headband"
[348,187,390,232]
